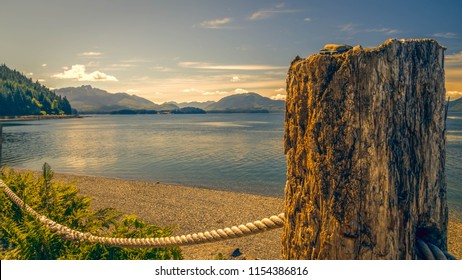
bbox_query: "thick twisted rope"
[1,179,284,248]
[1,179,457,259]
[415,238,457,260]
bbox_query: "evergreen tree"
[0,64,73,116]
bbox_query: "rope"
[0,179,284,248]
[1,178,457,259]
[415,238,457,260]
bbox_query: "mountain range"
[55,85,177,113]
[449,97,462,113]
[167,101,216,110]
[3,63,460,116]
[205,92,284,113]
[56,85,285,113]
[60,85,462,114]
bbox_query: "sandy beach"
[26,172,462,260]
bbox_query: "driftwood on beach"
[283,39,448,259]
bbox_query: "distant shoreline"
[0,114,81,122]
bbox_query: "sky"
[1,0,462,103]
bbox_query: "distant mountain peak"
[205,92,284,113]
[240,92,260,96]
[448,97,462,113]
[56,86,178,113]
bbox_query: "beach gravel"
[52,173,283,260]
[46,173,462,260]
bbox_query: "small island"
[109,109,158,115]
[170,107,206,114]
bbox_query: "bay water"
[1,113,461,211]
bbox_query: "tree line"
[0,64,73,116]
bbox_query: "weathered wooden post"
[282,39,447,259]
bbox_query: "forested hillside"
[0,64,72,116]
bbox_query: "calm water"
[446,113,462,212]
[1,114,287,196]
[1,113,461,211]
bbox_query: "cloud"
[121,58,152,63]
[275,88,285,92]
[340,24,400,35]
[271,94,286,100]
[275,3,285,9]
[127,89,140,94]
[367,28,400,35]
[41,64,47,67]
[433,32,457,39]
[179,61,286,71]
[53,65,118,82]
[446,53,462,90]
[202,90,228,96]
[109,63,135,68]
[265,70,286,76]
[447,91,462,99]
[152,66,174,72]
[101,63,136,71]
[339,23,358,33]
[183,88,204,93]
[79,51,102,56]
[182,87,229,96]
[234,88,249,94]
[446,52,462,67]
[200,17,233,29]
[112,73,286,103]
[249,4,299,20]
[37,79,46,83]
[249,10,273,20]
[304,17,311,22]
[231,76,241,82]
[446,68,462,80]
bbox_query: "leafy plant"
[0,163,182,260]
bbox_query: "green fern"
[0,163,182,260]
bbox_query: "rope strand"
[1,178,284,248]
[1,178,457,259]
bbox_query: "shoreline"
[6,170,462,260]
[0,114,81,122]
